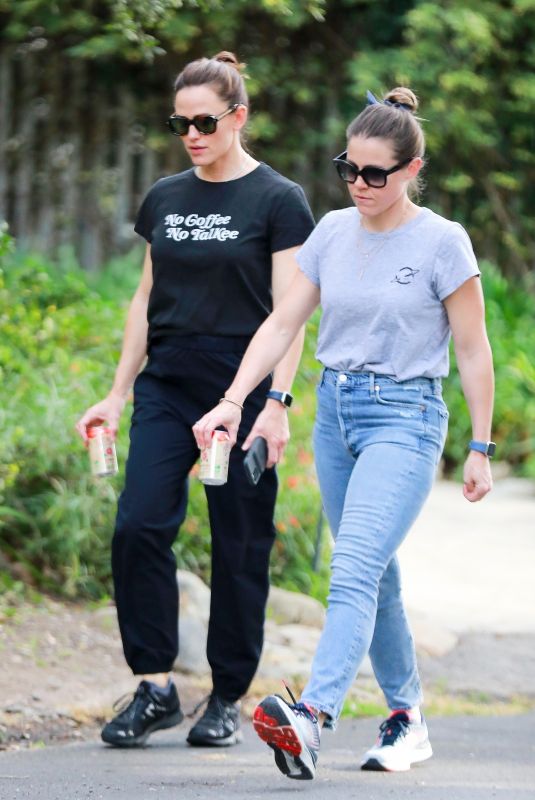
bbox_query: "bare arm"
[444,276,494,502]
[193,268,320,450]
[76,244,153,441]
[109,245,153,400]
[270,247,307,394]
[242,247,306,466]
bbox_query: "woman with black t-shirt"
[76,51,314,749]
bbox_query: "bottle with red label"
[88,426,119,477]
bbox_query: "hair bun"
[384,87,419,113]
[213,51,246,74]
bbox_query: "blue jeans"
[301,368,448,726]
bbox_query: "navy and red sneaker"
[253,686,320,780]
[360,710,433,771]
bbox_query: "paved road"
[399,478,535,636]
[1,715,534,800]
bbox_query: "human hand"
[75,392,127,444]
[463,450,493,502]
[193,400,242,450]
[243,401,289,467]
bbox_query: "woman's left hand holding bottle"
[193,398,243,451]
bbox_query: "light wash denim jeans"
[301,368,449,727]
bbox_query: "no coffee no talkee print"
[165,213,240,242]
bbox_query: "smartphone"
[243,436,268,486]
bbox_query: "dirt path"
[0,598,206,751]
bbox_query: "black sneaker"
[186,694,243,747]
[101,680,183,747]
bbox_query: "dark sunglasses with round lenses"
[167,103,239,136]
[333,151,413,188]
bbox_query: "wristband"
[468,440,496,458]
[266,390,293,408]
[219,397,244,411]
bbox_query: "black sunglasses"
[333,151,413,188]
[167,104,239,136]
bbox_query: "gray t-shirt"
[296,206,480,381]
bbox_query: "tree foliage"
[1,0,534,273]
[344,0,535,275]
[0,0,326,61]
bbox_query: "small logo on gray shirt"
[392,267,420,285]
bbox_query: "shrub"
[443,261,535,477]
[0,232,326,599]
[0,240,128,596]
[1,231,533,600]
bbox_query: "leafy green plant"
[0,239,129,597]
[443,261,535,476]
[0,230,328,599]
[1,229,534,600]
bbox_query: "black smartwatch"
[468,440,496,458]
[266,389,293,408]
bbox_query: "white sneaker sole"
[361,740,433,772]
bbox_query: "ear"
[233,104,248,131]
[407,157,424,179]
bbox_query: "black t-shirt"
[134,163,315,339]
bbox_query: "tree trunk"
[78,65,107,271]
[59,57,84,254]
[0,47,12,224]
[13,51,34,242]
[34,52,59,253]
[114,90,134,251]
[482,178,527,278]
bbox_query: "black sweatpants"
[112,335,278,702]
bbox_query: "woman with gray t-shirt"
[193,86,494,781]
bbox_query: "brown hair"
[347,88,425,195]
[173,51,248,107]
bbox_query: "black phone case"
[243,436,268,486]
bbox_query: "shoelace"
[283,681,318,723]
[111,684,206,724]
[200,696,226,725]
[379,712,411,746]
[186,693,236,723]
[110,683,149,720]
[187,693,211,720]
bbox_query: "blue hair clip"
[385,99,413,111]
[366,89,412,112]
[366,90,381,106]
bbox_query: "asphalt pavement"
[1,478,534,798]
[1,715,534,800]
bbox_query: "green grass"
[341,686,535,719]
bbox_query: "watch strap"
[468,440,496,458]
[266,389,293,408]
